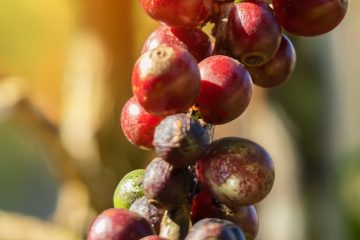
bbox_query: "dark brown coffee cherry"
[144,157,191,209]
[153,113,210,168]
[130,196,165,234]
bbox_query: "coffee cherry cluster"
[87,0,347,239]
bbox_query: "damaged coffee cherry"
[196,137,275,208]
[185,218,245,240]
[129,196,165,233]
[144,157,191,209]
[87,208,155,240]
[142,25,212,62]
[153,113,210,168]
[113,169,145,209]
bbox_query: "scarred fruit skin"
[247,34,296,88]
[185,218,245,240]
[132,45,200,116]
[87,208,155,240]
[121,97,163,149]
[153,114,210,168]
[227,0,281,66]
[197,55,252,125]
[196,137,275,207]
[129,196,165,233]
[273,0,348,36]
[144,158,191,209]
[113,169,145,209]
[139,0,210,27]
[142,26,212,62]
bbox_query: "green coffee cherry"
[113,169,145,209]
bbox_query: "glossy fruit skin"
[247,34,296,88]
[140,236,167,240]
[273,0,348,36]
[87,208,155,240]
[227,0,281,66]
[153,114,210,168]
[113,169,145,209]
[142,26,212,62]
[144,158,191,209]
[197,55,252,125]
[121,97,163,149]
[196,137,275,207]
[191,192,259,240]
[132,45,200,116]
[224,205,259,240]
[129,196,165,233]
[185,218,245,240]
[139,0,210,27]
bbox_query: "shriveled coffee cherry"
[273,0,348,36]
[113,169,145,209]
[153,114,210,168]
[247,34,296,88]
[87,208,155,240]
[132,45,200,116]
[185,218,245,240]
[144,158,191,209]
[227,0,281,66]
[139,0,210,27]
[196,137,275,207]
[197,55,252,125]
[142,26,212,62]
[130,196,165,233]
[121,97,163,149]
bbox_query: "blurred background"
[0,0,359,239]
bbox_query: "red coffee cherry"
[247,34,296,88]
[273,0,348,36]
[142,26,212,62]
[227,0,281,67]
[132,45,200,116]
[197,55,252,125]
[121,97,163,149]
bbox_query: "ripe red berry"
[87,208,155,240]
[197,55,252,125]
[142,26,212,63]
[196,137,275,207]
[140,236,167,240]
[121,97,163,149]
[139,0,210,27]
[247,34,296,88]
[227,0,281,66]
[273,0,348,36]
[132,45,200,116]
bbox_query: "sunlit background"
[0,1,359,239]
